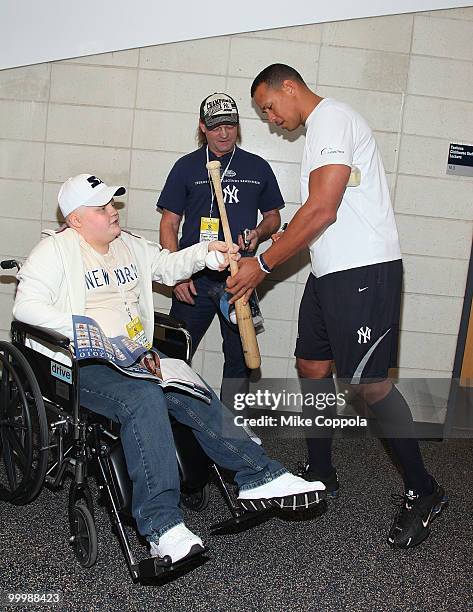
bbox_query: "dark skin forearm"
[254,209,281,243]
[227,164,351,303]
[263,201,335,270]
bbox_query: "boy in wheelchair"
[12,173,325,565]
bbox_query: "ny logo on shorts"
[357,326,371,344]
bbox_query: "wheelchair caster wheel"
[70,502,98,567]
[180,484,210,511]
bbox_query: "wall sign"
[447,143,473,178]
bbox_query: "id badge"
[200,217,219,242]
[126,316,152,349]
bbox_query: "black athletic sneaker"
[296,462,340,499]
[387,479,448,549]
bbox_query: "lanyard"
[206,145,236,217]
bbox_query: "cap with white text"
[200,93,239,130]
[58,174,126,217]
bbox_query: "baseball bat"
[206,160,261,369]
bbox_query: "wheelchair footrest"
[210,509,274,535]
[137,547,209,580]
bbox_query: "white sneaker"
[238,472,326,511]
[149,523,204,563]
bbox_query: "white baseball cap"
[58,174,126,217]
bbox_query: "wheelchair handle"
[1,259,20,270]
[11,320,71,349]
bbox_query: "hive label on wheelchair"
[50,360,72,384]
[1,591,62,606]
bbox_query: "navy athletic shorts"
[295,259,403,383]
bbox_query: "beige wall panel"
[0,270,17,296]
[132,110,197,152]
[140,38,230,74]
[400,293,464,335]
[126,188,160,231]
[240,117,305,164]
[0,218,42,258]
[0,141,45,181]
[318,46,409,92]
[395,367,452,378]
[322,14,413,53]
[396,213,472,260]
[258,318,293,357]
[239,24,323,44]
[130,149,181,191]
[317,86,403,133]
[395,174,473,221]
[200,318,222,353]
[0,292,15,332]
[408,55,473,101]
[44,143,130,185]
[258,279,298,321]
[50,64,137,107]
[0,179,43,220]
[402,254,469,298]
[47,104,134,147]
[403,96,473,141]
[0,64,50,101]
[228,37,319,80]
[61,49,140,67]
[201,350,224,389]
[0,100,47,141]
[374,131,399,173]
[267,161,301,203]
[398,135,458,178]
[398,330,457,371]
[420,7,473,19]
[136,70,226,112]
[412,15,473,62]
[226,76,264,120]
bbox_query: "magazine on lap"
[72,315,211,403]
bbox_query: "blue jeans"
[170,272,250,406]
[79,363,286,541]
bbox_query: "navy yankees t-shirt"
[157,146,284,249]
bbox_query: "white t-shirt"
[80,236,144,339]
[301,98,401,277]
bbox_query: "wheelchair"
[0,260,276,582]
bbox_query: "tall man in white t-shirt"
[227,64,448,549]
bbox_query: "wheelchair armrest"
[11,320,71,349]
[154,312,187,330]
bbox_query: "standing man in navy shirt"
[158,93,284,405]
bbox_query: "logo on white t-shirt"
[320,147,345,155]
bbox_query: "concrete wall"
[1,7,472,392]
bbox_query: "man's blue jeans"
[79,363,286,541]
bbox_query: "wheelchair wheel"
[70,502,98,568]
[0,341,49,504]
[181,484,210,512]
